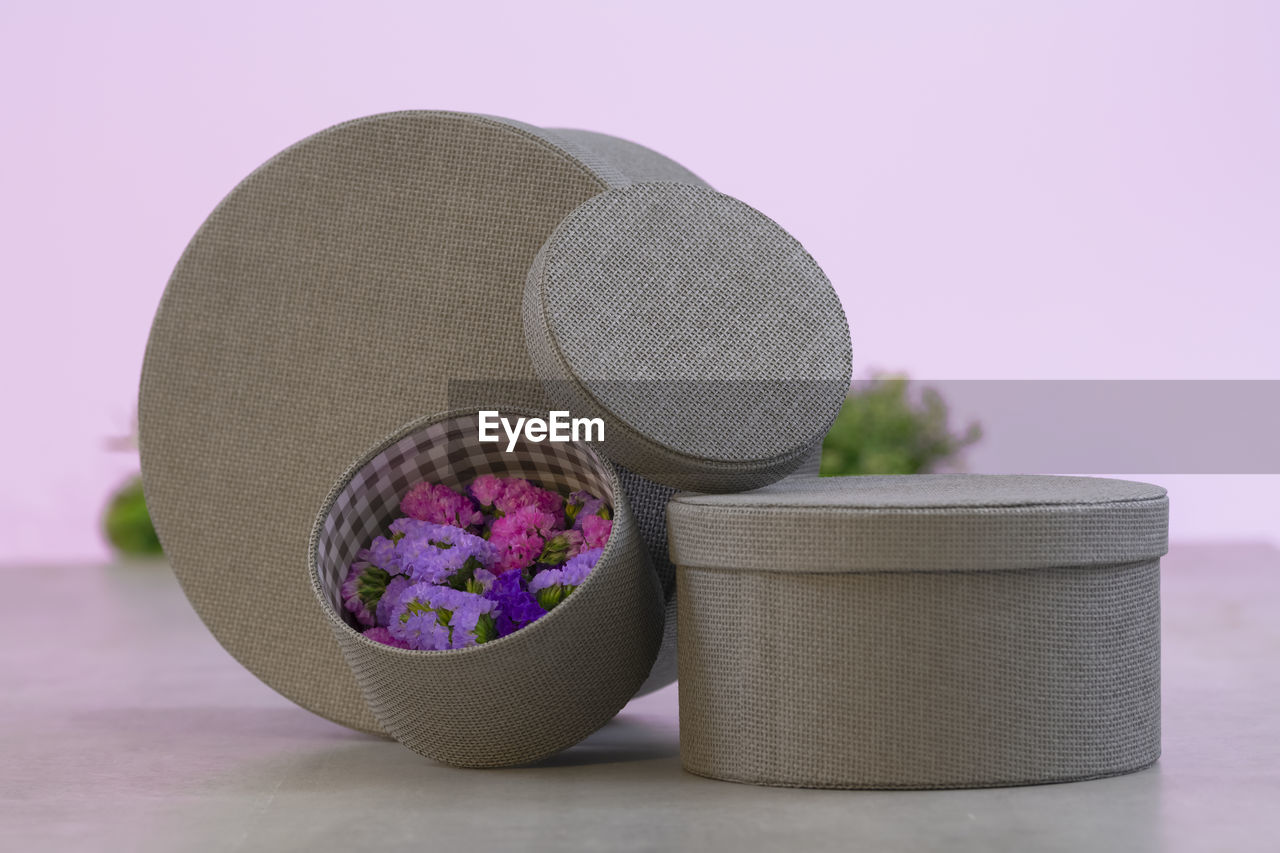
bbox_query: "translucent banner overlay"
[446,379,1280,474]
[906,380,1280,475]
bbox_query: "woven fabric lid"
[139,111,698,733]
[523,182,852,493]
[667,474,1169,572]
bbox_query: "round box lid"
[668,474,1169,572]
[523,182,852,493]
[139,112,697,733]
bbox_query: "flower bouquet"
[342,475,613,651]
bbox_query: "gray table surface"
[2,543,1277,852]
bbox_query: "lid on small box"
[667,474,1169,572]
[524,182,852,493]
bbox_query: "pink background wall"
[1,1,1276,563]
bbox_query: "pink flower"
[363,626,411,649]
[493,479,565,521]
[538,528,586,565]
[490,531,544,574]
[468,474,506,508]
[400,482,483,530]
[468,476,566,526]
[488,506,560,573]
[580,513,612,549]
[492,478,535,515]
[491,504,558,541]
[529,487,564,519]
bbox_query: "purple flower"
[400,481,484,530]
[567,490,609,526]
[471,567,498,592]
[528,570,568,611]
[387,582,498,650]
[375,575,410,628]
[528,547,600,612]
[561,547,602,587]
[445,603,489,649]
[391,518,497,585]
[363,626,411,649]
[395,610,452,650]
[340,561,395,627]
[356,535,402,573]
[483,570,547,637]
[528,567,564,594]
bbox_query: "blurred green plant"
[820,374,982,476]
[102,475,163,557]
[102,416,163,558]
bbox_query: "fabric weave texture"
[669,474,1167,789]
[524,182,852,493]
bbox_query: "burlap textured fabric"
[524,182,852,493]
[310,411,663,766]
[140,111,700,732]
[668,474,1168,789]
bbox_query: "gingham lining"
[316,411,614,625]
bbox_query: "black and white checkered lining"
[317,413,614,625]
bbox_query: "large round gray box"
[668,474,1168,789]
[139,111,707,732]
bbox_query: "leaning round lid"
[139,111,698,734]
[523,182,852,493]
[667,474,1169,572]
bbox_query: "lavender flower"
[356,535,402,573]
[339,529,420,626]
[528,572,569,611]
[561,547,602,586]
[527,567,564,594]
[395,610,452,651]
[469,567,498,594]
[375,575,410,628]
[340,561,394,627]
[387,582,498,650]
[566,490,609,526]
[391,518,497,586]
[528,548,601,611]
